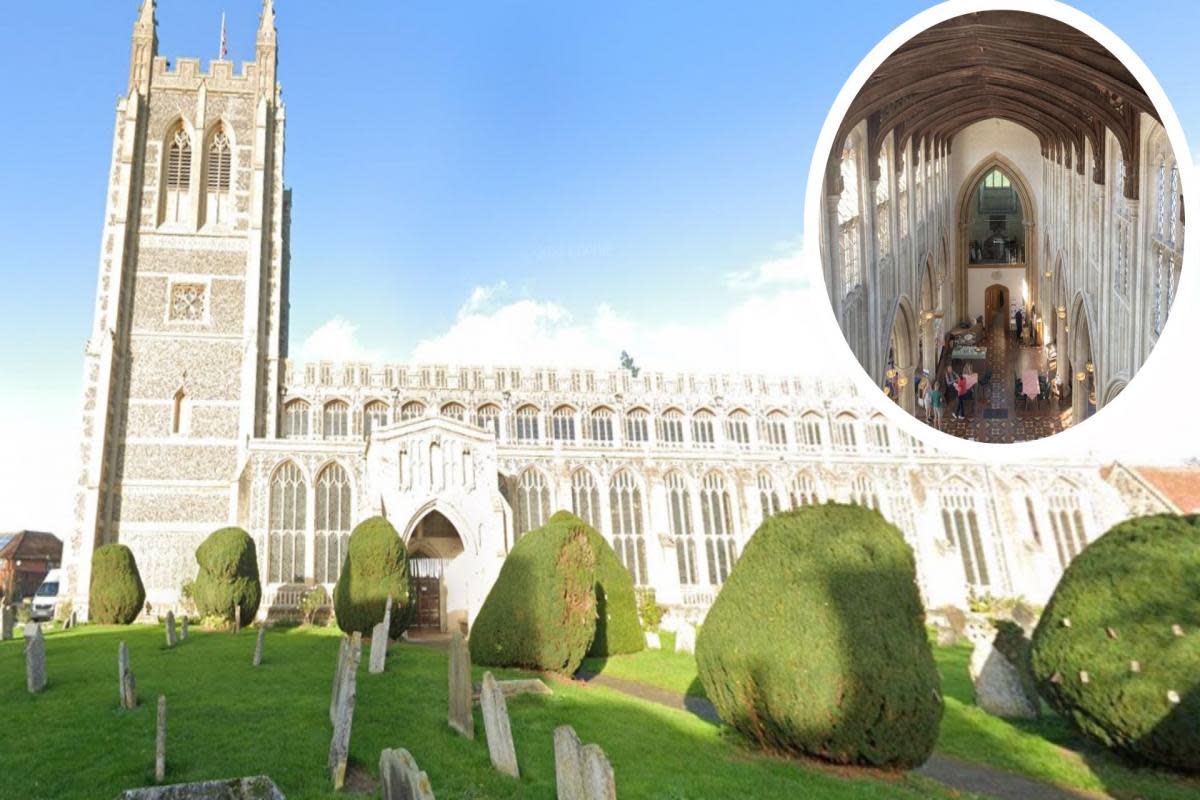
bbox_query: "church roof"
[1128,467,1200,514]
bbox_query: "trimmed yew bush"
[333,516,411,639]
[548,510,644,657]
[696,503,942,769]
[1030,514,1200,771]
[470,519,597,674]
[88,543,146,624]
[193,526,261,626]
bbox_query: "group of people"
[918,361,979,429]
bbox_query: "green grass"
[584,633,1200,800]
[581,631,705,697]
[1,624,970,800]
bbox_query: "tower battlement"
[152,56,262,92]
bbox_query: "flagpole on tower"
[219,12,228,60]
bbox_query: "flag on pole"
[219,12,228,59]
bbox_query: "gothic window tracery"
[322,400,349,439]
[363,400,388,438]
[1048,481,1089,569]
[762,411,788,450]
[692,409,716,448]
[700,472,737,585]
[624,407,649,444]
[282,399,309,438]
[268,461,306,584]
[665,471,698,586]
[440,402,465,422]
[162,124,192,224]
[400,401,427,421]
[587,407,615,445]
[757,472,782,519]
[314,463,351,584]
[657,408,685,447]
[571,468,601,530]
[204,124,232,225]
[513,467,550,537]
[725,410,751,448]
[609,470,648,585]
[515,405,540,442]
[790,472,821,507]
[838,136,863,294]
[940,482,990,590]
[551,405,577,442]
[474,404,501,438]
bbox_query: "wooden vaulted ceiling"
[836,12,1159,195]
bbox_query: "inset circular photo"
[814,6,1187,444]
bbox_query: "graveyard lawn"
[1,624,970,800]
[583,635,1200,800]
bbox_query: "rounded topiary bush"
[193,526,261,626]
[88,543,146,624]
[333,516,411,639]
[547,510,644,657]
[470,518,597,674]
[696,503,942,769]
[1030,514,1200,771]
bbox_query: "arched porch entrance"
[983,284,1010,331]
[406,509,465,633]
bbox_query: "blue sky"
[0,0,1197,532]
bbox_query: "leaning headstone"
[554,726,587,800]
[25,622,46,693]
[448,629,474,739]
[165,611,177,648]
[119,641,138,709]
[674,621,696,655]
[480,671,519,778]
[1,604,13,641]
[155,695,167,783]
[330,636,351,725]
[253,625,266,667]
[643,631,660,650]
[380,747,436,800]
[965,623,1039,720]
[369,595,393,674]
[117,776,286,799]
[473,678,552,700]
[180,616,189,640]
[328,632,362,790]
[582,744,617,800]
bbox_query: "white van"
[29,568,62,622]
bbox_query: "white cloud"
[458,281,509,318]
[297,316,383,363]
[724,242,811,291]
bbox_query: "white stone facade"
[65,3,1182,627]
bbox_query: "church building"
[66,3,1192,630]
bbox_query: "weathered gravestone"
[155,695,167,783]
[472,678,552,701]
[180,616,189,640]
[253,625,266,667]
[117,776,286,800]
[1,603,13,641]
[329,636,351,725]
[25,622,46,693]
[447,629,473,739]
[674,621,696,655]
[480,671,519,778]
[380,747,436,800]
[965,622,1039,720]
[554,725,617,800]
[643,631,660,650]
[369,595,393,674]
[165,611,177,648]
[119,641,138,709]
[328,632,362,790]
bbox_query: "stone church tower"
[67,1,290,616]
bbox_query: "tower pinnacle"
[129,0,157,95]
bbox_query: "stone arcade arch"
[1069,295,1096,425]
[886,296,919,413]
[954,155,1038,327]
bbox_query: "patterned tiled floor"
[919,314,1069,444]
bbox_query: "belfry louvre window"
[571,469,601,530]
[206,129,232,191]
[700,472,736,585]
[609,470,648,586]
[314,463,351,584]
[666,471,698,586]
[268,461,306,584]
[166,128,192,189]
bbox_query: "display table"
[951,346,987,360]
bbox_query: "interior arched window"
[838,137,862,294]
[268,461,306,583]
[609,470,647,585]
[204,124,233,226]
[570,469,601,530]
[314,463,351,584]
[162,124,192,224]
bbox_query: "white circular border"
[804,0,1197,465]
